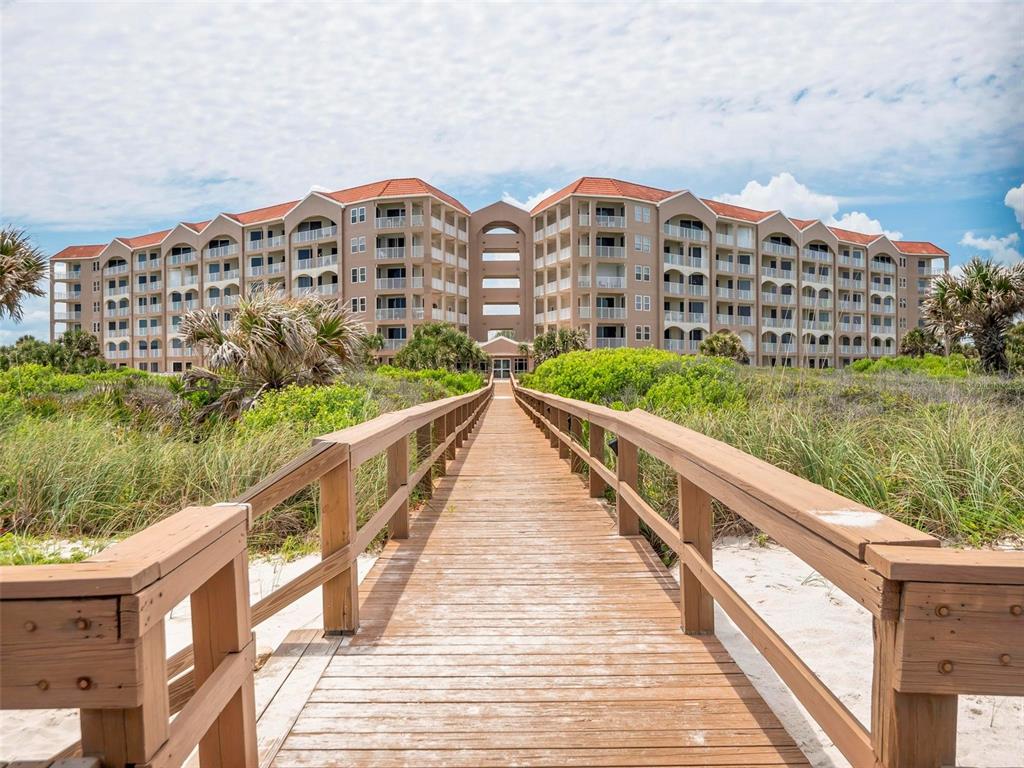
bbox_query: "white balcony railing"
[761,317,796,329]
[376,307,407,321]
[716,314,755,326]
[104,264,129,276]
[664,223,709,242]
[291,225,337,244]
[595,215,626,228]
[294,254,338,271]
[665,339,702,353]
[761,267,796,281]
[715,232,735,246]
[204,243,239,259]
[381,338,407,351]
[376,247,406,260]
[802,249,832,263]
[595,276,626,289]
[594,245,626,259]
[595,306,627,320]
[376,278,407,290]
[376,216,407,229]
[594,337,627,348]
[871,261,897,274]
[762,241,797,257]
[664,253,705,270]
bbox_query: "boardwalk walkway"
[269,384,809,767]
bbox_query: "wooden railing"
[511,377,1023,768]
[0,382,493,767]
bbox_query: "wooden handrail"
[0,381,494,766]
[510,376,1023,768]
[1,504,256,768]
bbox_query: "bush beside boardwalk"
[0,363,483,558]
[520,348,1024,546]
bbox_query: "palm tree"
[924,257,1024,373]
[898,327,942,358]
[181,291,368,419]
[699,330,750,364]
[525,328,590,365]
[0,226,46,321]
[394,322,486,371]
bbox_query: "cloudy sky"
[2,1,1023,341]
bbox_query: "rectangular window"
[634,325,652,341]
[350,267,366,283]
[350,297,366,313]
[634,294,651,311]
[350,206,366,224]
[634,265,651,282]
[481,277,520,289]
[350,236,366,253]
[482,303,521,316]
[634,205,650,223]
[634,235,651,252]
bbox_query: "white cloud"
[715,173,902,239]
[1006,183,1024,228]
[0,293,50,343]
[959,231,1022,264]
[502,188,556,212]
[0,4,1021,231]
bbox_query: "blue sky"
[2,1,1023,342]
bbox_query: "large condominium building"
[50,176,948,373]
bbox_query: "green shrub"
[848,354,973,377]
[374,366,484,396]
[241,383,379,436]
[641,359,746,415]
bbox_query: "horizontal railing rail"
[0,382,493,767]
[510,376,1022,768]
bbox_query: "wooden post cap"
[938,660,954,674]
[935,605,950,617]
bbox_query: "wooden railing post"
[387,436,409,539]
[588,423,606,497]
[615,437,640,536]
[569,414,584,474]
[677,475,714,634]
[80,622,170,767]
[557,409,570,461]
[321,458,358,634]
[189,552,257,768]
[871,600,957,768]
[548,407,559,449]
[454,405,465,449]
[416,424,433,498]
[433,416,448,476]
[444,409,456,460]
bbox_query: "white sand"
[3,542,1021,765]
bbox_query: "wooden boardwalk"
[268,384,809,767]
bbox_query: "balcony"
[168,251,198,266]
[376,216,407,229]
[761,342,796,355]
[108,350,131,359]
[716,314,755,326]
[376,247,406,260]
[761,267,796,281]
[266,234,286,250]
[837,301,863,312]
[376,277,408,290]
[106,328,131,338]
[762,241,797,257]
[761,317,796,329]
[104,264,129,276]
[53,311,82,321]
[595,215,625,228]
[715,260,736,273]
[170,300,198,312]
[595,276,626,289]
[292,226,338,244]
[870,261,897,274]
[54,290,83,301]
[838,322,864,332]
[664,311,707,325]
[869,283,895,295]
[105,286,130,297]
[376,307,407,321]
[577,306,592,320]
[595,307,627,320]
[801,272,832,286]
[870,326,896,337]
[294,254,338,271]
[663,253,705,270]
[594,245,626,259]
[136,281,163,293]
[249,262,287,277]
[838,278,865,290]
[411,214,424,227]
[839,254,864,268]
[293,283,338,297]
[594,337,627,349]
[168,346,196,357]
[431,217,443,231]
[663,223,709,242]
[760,292,796,306]
[246,239,265,253]
[807,297,833,309]
[871,305,897,315]
[803,320,832,331]
[802,249,832,263]
[105,306,131,317]
[204,244,240,259]
[803,344,834,355]
[54,268,83,281]
[665,339,701,353]
[839,345,866,356]
[206,269,241,284]
[381,338,407,351]
[715,232,735,247]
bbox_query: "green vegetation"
[1,330,109,373]
[0,363,482,550]
[394,322,486,370]
[526,328,589,365]
[522,348,1023,546]
[0,225,46,322]
[698,329,750,364]
[898,327,943,358]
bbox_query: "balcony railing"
[716,314,755,326]
[838,278,865,290]
[595,306,627,320]
[381,338,407,350]
[376,215,407,229]
[715,232,735,246]
[762,241,797,257]
[376,277,407,290]
[595,276,626,289]
[839,345,866,355]
[53,311,82,321]
[53,268,83,280]
[294,254,338,271]
[168,251,197,265]
[595,215,626,228]
[266,234,286,250]
[760,292,796,305]
[802,249,832,263]
[665,338,701,353]
[761,317,796,329]
[761,342,796,354]
[578,214,590,227]
[411,214,425,227]
[870,283,895,295]
[204,243,240,259]
[376,307,407,321]
[247,239,265,252]
[170,300,198,312]
[663,253,705,270]
[292,225,338,244]
[870,261,897,274]
[664,223,709,242]
[207,269,241,283]
[105,286,130,296]
[249,262,287,277]
[801,272,832,285]
[376,247,406,260]
[577,276,592,288]
[594,337,627,348]
[594,245,626,259]
[761,267,796,281]
[104,264,129,276]
[839,254,864,267]
[105,306,131,317]
[871,305,897,315]
[662,282,708,297]
[54,291,83,301]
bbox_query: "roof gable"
[326,178,470,214]
[530,177,674,215]
[827,226,879,246]
[700,198,774,223]
[51,244,106,261]
[894,241,948,256]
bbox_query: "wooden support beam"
[678,475,714,635]
[569,413,584,474]
[615,438,639,536]
[557,409,570,461]
[416,424,433,498]
[320,459,358,635]
[387,437,410,540]
[588,423,606,498]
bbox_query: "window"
[350,236,366,253]
[899,277,906,288]
[634,265,651,282]
[92,322,100,333]
[92,260,100,271]
[482,303,521,316]
[899,297,907,308]
[351,267,366,283]
[634,295,651,311]
[93,301,100,312]
[350,297,366,313]
[634,325,651,341]
[481,277,520,289]
[634,205,651,224]
[350,206,366,224]
[634,235,651,253]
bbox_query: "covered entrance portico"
[479,335,531,379]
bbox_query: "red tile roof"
[531,178,674,214]
[120,229,171,248]
[827,226,879,245]
[894,241,948,256]
[182,220,210,233]
[790,218,817,230]
[51,244,106,261]
[326,178,469,214]
[700,198,774,223]
[228,200,300,224]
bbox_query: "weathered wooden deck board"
[271,384,809,767]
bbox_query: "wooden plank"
[616,438,640,537]
[235,442,348,519]
[865,544,1024,585]
[320,459,358,635]
[0,598,119,647]
[588,423,607,498]
[386,437,409,539]
[678,475,714,634]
